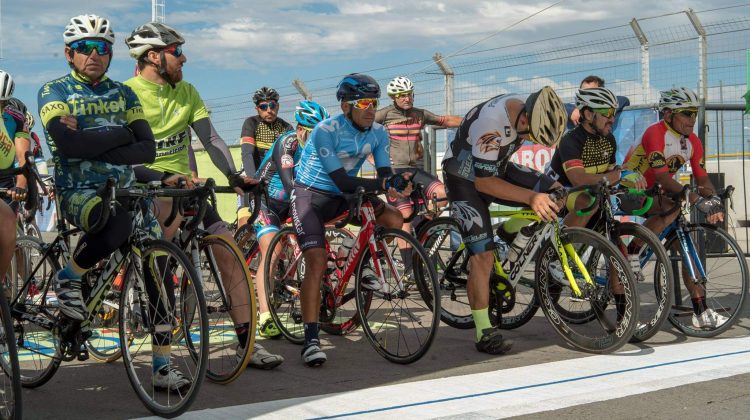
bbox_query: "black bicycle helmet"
[336,73,381,102]
[253,87,279,105]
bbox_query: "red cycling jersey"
[624,120,707,187]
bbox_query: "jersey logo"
[477,131,502,153]
[647,151,666,169]
[281,154,294,169]
[666,155,686,173]
[451,201,484,232]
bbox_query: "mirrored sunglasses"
[258,102,277,111]
[592,108,616,118]
[348,98,379,110]
[392,91,413,99]
[163,44,183,57]
[70,39,112,56]
[674,108,698,118]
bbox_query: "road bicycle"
[419,189,639,354]
[10,178,208,417]
[263,187,441,363]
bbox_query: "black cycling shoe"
[475,328,513,355]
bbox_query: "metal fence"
[205,6,749,145]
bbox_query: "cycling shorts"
[386,168,443,212]
[254,197,290,240]
[444,162,556,257]
[290,183,385,251]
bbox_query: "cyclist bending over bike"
[123,22,283,370]
[254,100,329,339]
[623,86,727,328]
[291,74,411,366]
[442,87,567,354]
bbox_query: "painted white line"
[137,336,750,420]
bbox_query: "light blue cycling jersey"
[295,114,390,194]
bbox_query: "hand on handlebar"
[384,172,413,200]
[9,186,27,202]
[529,192,560,222]
[162,174,193,188]
[229,174,259,195]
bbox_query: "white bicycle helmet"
[126,22,185,60]
[386,76,414,96]
[63,14,115,45]
[524,86,567,147]
[0,70,14,100]
[659,87,699,111]
[575,87,618,110]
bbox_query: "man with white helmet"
[546,87,646,228]
[624,86,726,329]
[124,21,284,371]
[442,87,567,354]
[375,76,461,275]
[0,70,32,210]
[38,15,183,387]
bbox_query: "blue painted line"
[309,348,750,419]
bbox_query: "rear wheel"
[263,227,305,344]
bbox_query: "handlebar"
[0,151,50,216]
[555,178,660,217]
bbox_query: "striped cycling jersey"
[375,105,446,168]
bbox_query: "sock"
[692,297,705,315]
[614,294,626,323]
[235,322,250,348]
[472,308,493,342]
[399,247,413,272]
[303,322,320,346]
[59,260,86,281]
[152,345,171,373]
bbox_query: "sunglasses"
[392,91,413,99]
[257,101,277,111]
[69,39,112,56]
[348,98,379,110]
[300,125,313,132]
[163,44,183,57]
[592,108,616,118]
[674,108,698,118]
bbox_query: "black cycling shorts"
[386,168,444,212]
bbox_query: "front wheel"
[535,227,638,354]
[119,239,208,418]
[356,227,440,364]
[263,227,305,344]
[0,290,22,419]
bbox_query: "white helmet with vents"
[63,14,115,45]
[0,70,14,100]
[386,76,414,96]
[575,87,618,110]
[659,87,699,111]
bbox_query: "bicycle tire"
[320,226,365,336]
[0,288,22,419]
[119,239,208,417]
[535,227,638,354]
[263,227,305,344]
[11,236,62,388]
[84,261,126,363]
[614,223,673,343]
[356,227,440,364]
[664,223,748,337]
[198,234,257,384]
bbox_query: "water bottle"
[337,236,355,268]
[507,223,538,265]
[493,234,510,262]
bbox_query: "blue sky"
[0,0,746,139]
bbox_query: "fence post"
[292,79,312,100]
[686,8,708,146]
[432,53,454,175]
[630,18,650,104]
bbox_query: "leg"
[0,201,15,281]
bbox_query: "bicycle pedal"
[77,348,90,361]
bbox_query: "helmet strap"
[157,50,177,88]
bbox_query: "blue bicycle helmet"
[295,100,329,129]
[336,73,381,102]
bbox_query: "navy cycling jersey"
[294,114,390,194]
[256,130,302,202]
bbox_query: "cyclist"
[254,100,329,339]
[124,21,284,370]
[237,87,293,227]
[623,86,726,328]
[567,75,630,129]
[546,87,646,228]
[375,76,462,270]
[0,71,32,211]
[37,15,199,389]
[442,87,567,354]
[291,73,411,367]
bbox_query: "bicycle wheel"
[263,227,305,344]
[356,227,440,364]
[535,227,638,354]
[84,262,125,362]
[320,226,363,336]
[10,236,62,388]
[613,222,673,343]
[119,239,208,417]
[664,223,748,337]
[198,234,257,384]
[0,290,22,419]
